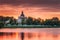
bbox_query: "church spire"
[20,11,25,17]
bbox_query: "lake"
[0,28,60,40]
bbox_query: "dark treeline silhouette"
[26,17,41,25]
[26,17,60,26]
[0,16,16,28]
[0,16,60,28]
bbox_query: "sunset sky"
[0,0,60,19]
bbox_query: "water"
[0,28,60,40]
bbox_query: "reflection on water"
[0,32,60,40]
[0,28,60,40]
[0,32,18,40]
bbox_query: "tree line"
[26,17,60,26]
[0,16,60,28]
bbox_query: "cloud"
[0,0,60,11]
[0,0,60,6]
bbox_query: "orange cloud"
[0,5,60,20]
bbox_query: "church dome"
[18,11,25,19]
[20,11,25,17]
[17,11,27,24]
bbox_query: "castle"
[17,11,27,25]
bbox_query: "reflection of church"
[17,11,27,25]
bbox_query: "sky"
[0,0,60,19]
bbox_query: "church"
[17,11,27,25]
[5,11,27,26]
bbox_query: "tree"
[10,17,17,25]
[0,22,4,28]
[33,18,41,25]
[51,17,60,26]
[26,17,33,25]
[44,17,60,26]
[44,19,52,25]
[41,19,45,25]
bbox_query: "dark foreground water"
[0,28,60,40]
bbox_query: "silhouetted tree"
[26,17,33,25]
[0,22,4,28]
[44,17,60,27]
[10,17,17,25]
[41,19,44,25]
[51,17,60,26]
[44,19,52,25]
[33,18,41,25]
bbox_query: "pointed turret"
[20,11,25,17]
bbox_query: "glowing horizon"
[0,9,60,20]
[0,5,60,20]
[0,0,60,20]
